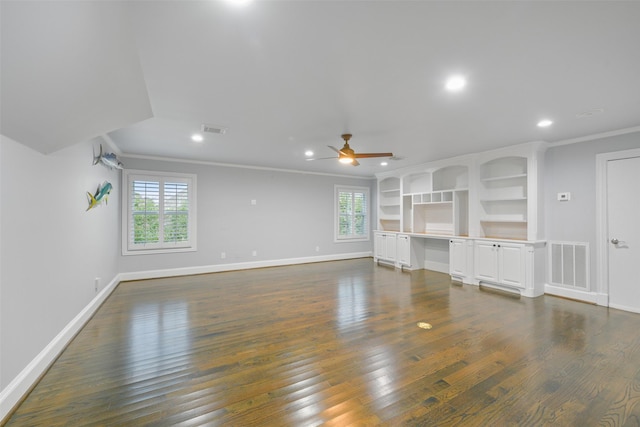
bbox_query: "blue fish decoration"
[86,181,113,211]
[93,144,123,170]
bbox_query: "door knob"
[611,238,619,245]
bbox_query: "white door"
[474,241,498,282]
[607,155,640,312]
[375,233,385,259]
[397,235,410,266]
[449,239,466,277]
[498,243,525,289]
[386,234,397,262]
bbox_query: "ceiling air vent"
[576,108,604,119]
[201,124,228,134]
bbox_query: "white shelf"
[480,219,528,223]
[481,173,527,182]
[480,197,527,202]
[413,201,453,206]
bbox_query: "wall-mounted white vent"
[549,241,589,290]
[201,124,228,134]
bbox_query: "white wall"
[0,136,120,390]
[544,130,640,291]
[118,157,375,274]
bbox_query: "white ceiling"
[2,1,640,177]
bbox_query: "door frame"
[595,147,640,307]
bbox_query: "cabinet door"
[375,233,386,259]
[498,243,525,288]
[474,241,498,282]
[386,233,397,262]
[397,234,410,266]
[449,239,466,276]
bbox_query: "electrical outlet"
[251,199,257,205]
[221,252,226,259]
[94,277,100,292]
[252,250,257,257]
[315,246,320,252]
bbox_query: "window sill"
[122,246,197,256]
[335,237,370,243]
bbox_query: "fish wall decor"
[93,144,123,170]
[86,181,113,211]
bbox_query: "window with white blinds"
[335,185,369,242]
[123,170,197,255]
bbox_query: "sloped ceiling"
[2,1,640,177]
[0,1,152,154]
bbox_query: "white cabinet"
[474,241,526,289]
[397,234,410,267]
[374,232,417,269]
[449,238,468,279]
[375,232,385,259]
[374,232,397,263]
[374,142,547,296]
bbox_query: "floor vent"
[549,241,589,290]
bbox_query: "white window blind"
[335,185,369,241]
[123,170,197,255]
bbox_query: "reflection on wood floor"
[6,258,640,426]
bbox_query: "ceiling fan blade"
[306,157,338,161]
[328,145,347,156]
[353,152,394,158]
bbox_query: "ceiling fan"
[310,134,394,166]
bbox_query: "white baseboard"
[596,293,609,307]
[545,285,639,313]
[0,275,121,422]
[119,252,372,281]
[544,284,598,304]
[609,302,640,314]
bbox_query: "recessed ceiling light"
[226,0,252,6]
[445,75,466,92]
[537,119,553,128]
[191,134,204,142]
[380,162,388,166]
[305,150,314,157]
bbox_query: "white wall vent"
[549,241,589,290]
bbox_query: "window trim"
[122,169,197,256]
[334,185,370,243]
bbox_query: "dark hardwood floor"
[5,258,640,426]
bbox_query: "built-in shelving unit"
[478,156,528,240]
[378,177,401,231]
[398,164,469,236]
[374,141,547,297]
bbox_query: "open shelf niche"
[478,156,528,240]
[378,176,401,231]
[399,165,469,236]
